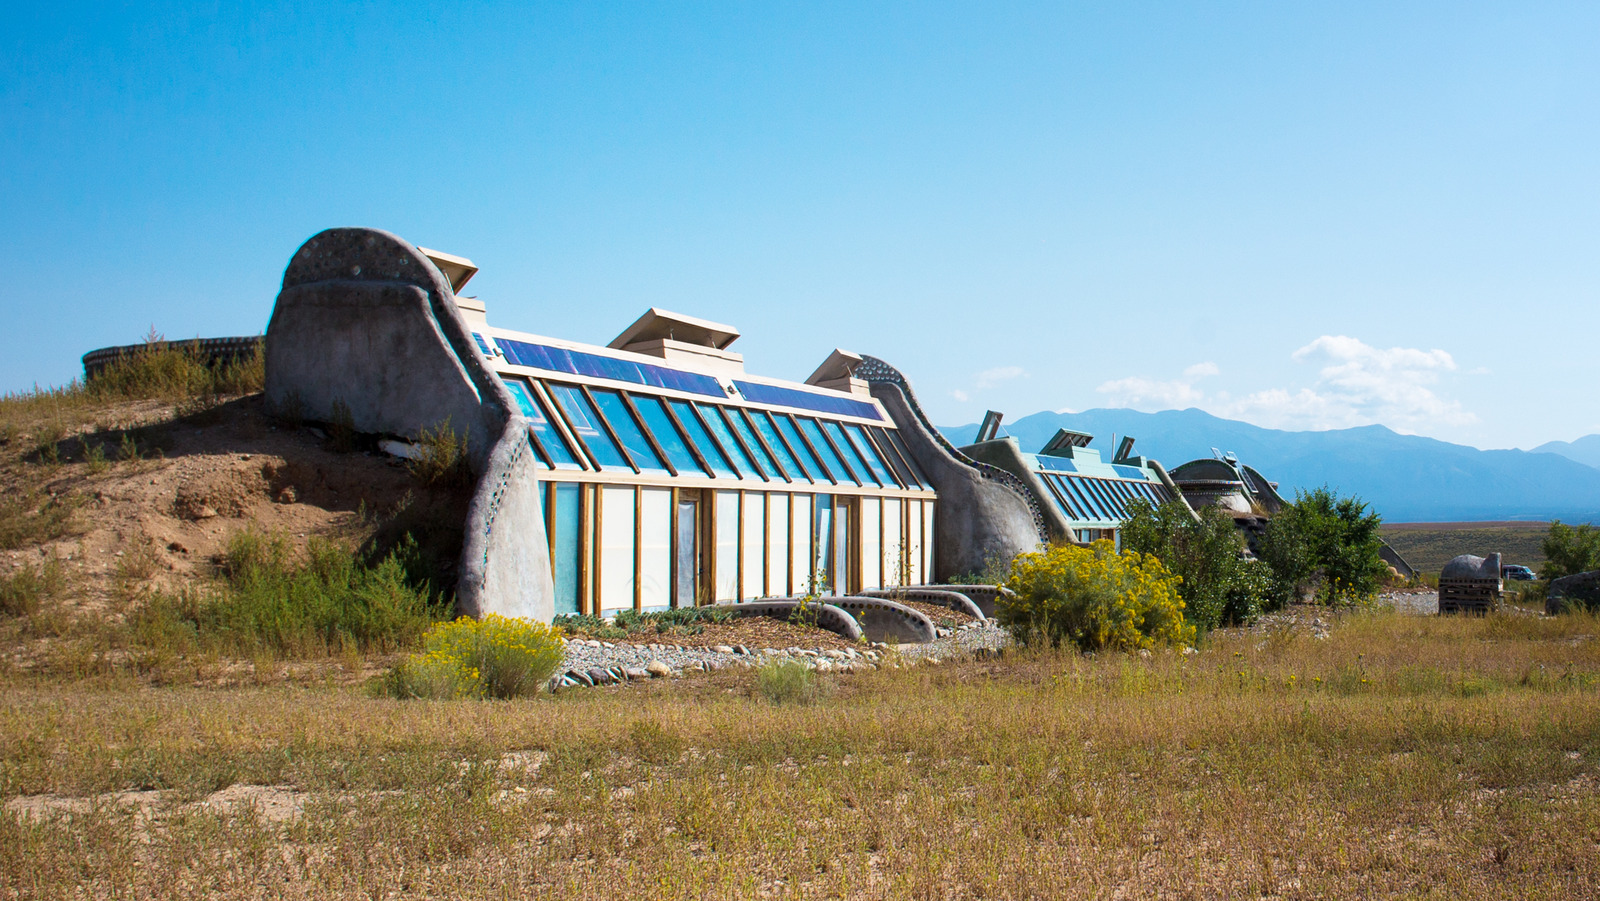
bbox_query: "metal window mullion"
[884,429,931,488]
[688,402,743,478]
[661,401,715,477]
[715,406,771,482]
[861,427,910,489]
[619,391,678,477]
[737,408,793,483]
[785,414,839,484]
[579,384,641,475]
[816,421,862,484]
[870,427,916,489]
[763,411,814,481]
[533,380,600,471]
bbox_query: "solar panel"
[497,338,726,398]
[1112,464,1150,480]
[732,380,884,421]
[471,332,493,356]
[1035,456,1078,473]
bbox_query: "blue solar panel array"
[1034,455,1078,473]
[496,338,726,399]
[471,332,493,356]
[1113,464,1152,481]
[732,380,883,422]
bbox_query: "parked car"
[1501,565,1538,581]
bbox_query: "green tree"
[1542,520,1600,581]
[1260,487,1386,606]
[1120,499,1268,631]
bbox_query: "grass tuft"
[756,659,822,705]
[0,556,66,618]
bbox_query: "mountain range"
[938,409,1600,524]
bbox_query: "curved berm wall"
[854,357,1043,581]
[265,227,555,621]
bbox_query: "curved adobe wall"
[266,227,555,621]
[853,357,1042,581]
[959,438,1080,545]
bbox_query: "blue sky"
[4,2,1597,449]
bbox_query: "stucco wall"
[266,227,555,621]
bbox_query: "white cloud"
[1234,335,1474,432]
[950,388,970,402]
[1096,361,1217,409]
[975,365,1025,389]
[1095,337,1477,434]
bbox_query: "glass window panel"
[814,501,835,595]
[668,400,737,478]
[906,500,923,586]
[697,403,763,480]
[791,494,812,596]
[589,389,668,474]
[1086,480,1119,518]
[774,414,830,482]
[1042,475,1078,520]
[825,421,879,486]
[639,488,672,611]
[868,427,916,489]
[599,486,636,614]
[546,384,630,471]
[860,498,881,589]
[883,430,932,489]
[748,411,810,483]
[796,417,854,484]
[922,501,934,582]
[715,491,741,600]
[631,395,705,476]
[844,424,897,487]
[724,408,785,480]
[769,493,790,596]
[504,379,582,469]
[1062,477,1102,520]
[741,492,765,599]
[882,498,902,587]
[551,483,581,614]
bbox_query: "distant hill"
[939,408,1600,524]
[1531,434,1600,471]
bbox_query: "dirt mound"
[1,393,464,621]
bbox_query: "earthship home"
[959,412,1186,549]
[264,228,1044,624]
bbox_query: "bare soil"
[566,615,857,650]
[1,394,459,628]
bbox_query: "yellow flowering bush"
[384,614,565,699]
[998,540,1195,652]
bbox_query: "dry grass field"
[4,607,1599,900]
[4,355,1600,899]
[1380,522,1551,576]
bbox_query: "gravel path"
[550,618,1015,690]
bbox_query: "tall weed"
[135,532,447,657]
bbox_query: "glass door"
[674,495,700,607]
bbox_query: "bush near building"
[1543,520,1600,582]
[1258,487,1387,607]
[1121,499,1268,631]
[998,539,1194,652]
[384,615,566,700]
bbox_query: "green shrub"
[384,614,566,700]
[1259,487,1386,607]
[0,493,80,550]
[998,540,1194,652]
[1,557,65,617]
[556,606,737,639]
[1121,499,1267,630]
[1543,521,1600,582]
[87,332,264,402]
[408,420,473,488]
[757,659,821,705]
[136,531,446,656]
